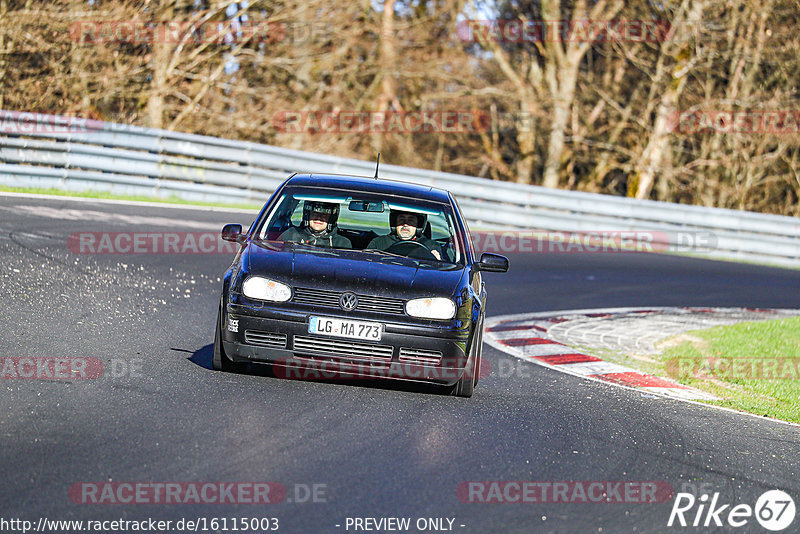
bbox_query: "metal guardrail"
[1,110,798,267]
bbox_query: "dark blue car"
[214,174,508,397]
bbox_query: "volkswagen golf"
[213,173,508,397]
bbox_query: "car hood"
[245,241,465,298]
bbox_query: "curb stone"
[485,307,800,402]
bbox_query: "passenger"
[367,210,441,260]
[279,201,351,248]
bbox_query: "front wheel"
[450,353,475,397]
[473,320,484,387]
[450,331,480,398]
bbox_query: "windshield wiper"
[361,248,407,258]
[282,241,320,249]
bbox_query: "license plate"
[308,316,383,341]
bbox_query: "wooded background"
[1,0,799,215]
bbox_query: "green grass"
[651,317,800,423]
[0,185,262,210]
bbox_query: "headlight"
[405,297,456,320]
[242,276,292,302]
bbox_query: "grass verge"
[658,317,800,422]
[592,317,800,423]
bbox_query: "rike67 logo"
[668,489,795,531]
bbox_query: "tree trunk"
[635,90,680,199]
[0,0,7,110]
[634,0,706,199]
[542,65,578,188]
[146,0,175,129]
[540,0,622,189]
[372,0,400,154]
[377,0,399,112]
[513,99,537,183]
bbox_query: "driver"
[279,201,351,248]
[367,210,441,260]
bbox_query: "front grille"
[244,330,288,349]
[293,335,393,362]
[398,348,443,366]
[356,294,405,314]
[292,287,341,308]
[292,287,405,315]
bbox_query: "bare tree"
[3,0,798,215]
[631,0,706,199]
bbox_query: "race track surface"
[2,194,799,533]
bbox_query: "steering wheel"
[386,240,438,260]
[441,239,456,263]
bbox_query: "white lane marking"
[513,344,577,357]
[556,361,634,376]
[640,387,717,401]
[4,205,223,230]
[489,328,548,340]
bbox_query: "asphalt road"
[1,194,799,534]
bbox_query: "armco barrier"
[1,110,798,266]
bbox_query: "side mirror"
[221,223,244,243]
[476,253,509,272]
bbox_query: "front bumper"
[222,304,471,386]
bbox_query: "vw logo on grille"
[339,292,358,311]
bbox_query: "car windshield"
[254,187,465,267]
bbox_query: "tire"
[473,350,482,387]
[473,321,484,387]
[450,354,475,397]
[450,327,479,398]
[212,305,245,373]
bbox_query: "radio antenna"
[374,153,381,179]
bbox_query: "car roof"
[285,173,452,203]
